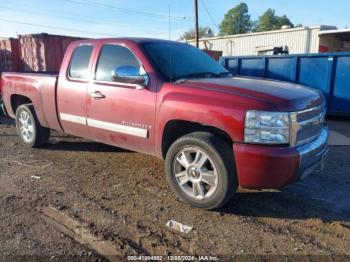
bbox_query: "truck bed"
[1,72,62,131]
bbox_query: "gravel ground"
[0,117,350,260]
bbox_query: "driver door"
[86,43,156,154]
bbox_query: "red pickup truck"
[1,38,328,209]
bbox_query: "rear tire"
[16,104,50,147]
[165,132,237,210]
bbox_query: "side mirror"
[111,66,148,89]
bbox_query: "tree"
[178,26,214,41]
[276,15,294,28]
[219,3,252,36]
[254,9,294,32]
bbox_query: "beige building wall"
[187,26,337,56]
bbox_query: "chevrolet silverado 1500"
[0,38,329,209]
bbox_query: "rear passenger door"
[86,43,156,154]
[57,44,94,138]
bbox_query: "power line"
[63,0,195,21]
[0,5,172,32]
[200,0,219,30]
[0,18,116,36]
[0,0,219,39]
[0,5,121,28]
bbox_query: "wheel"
[165,132,237,210]
[16,104,50,147]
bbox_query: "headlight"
[244,111,290,144]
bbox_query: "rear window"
[69,45,93,79]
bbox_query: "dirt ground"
[0,117,350,261]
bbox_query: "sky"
[0,0,349,40]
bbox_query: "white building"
[187,25,350,56]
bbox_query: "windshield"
[141,41,229,81]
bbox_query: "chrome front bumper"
[297,127,329,180]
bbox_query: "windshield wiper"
[218,71,232,77]
[181,72,220,79]
[173,71,230,82]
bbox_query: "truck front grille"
[290,105,326,146]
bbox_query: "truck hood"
[181,76,324,111]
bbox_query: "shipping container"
[18,33,85,72]
[220,52,350,116]
[0,38,20,73]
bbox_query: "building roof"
[319,28,350,41]
[186,25,337,42]
[319,28,350,35]
[72,37,183,46]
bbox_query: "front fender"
[154,84,276,158]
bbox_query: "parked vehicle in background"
[0,38,329,209]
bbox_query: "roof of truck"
[76,37,181,45]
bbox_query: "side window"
[95,44,141,82]
[69,45,93,80]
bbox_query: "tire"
[15,104,50,147]
[165,132,237,210]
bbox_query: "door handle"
[89,91,106,100]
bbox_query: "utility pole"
[168,5,171,40]
[194,0,199,47]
